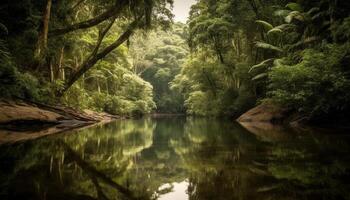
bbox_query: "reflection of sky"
[158,181,189,200]
[173,0,197,22]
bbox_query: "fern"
[255,42,283,52]
[249,59,274,73]
[255,20,273,31]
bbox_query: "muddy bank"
[0,100,120,144]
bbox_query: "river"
[1,117,350,200]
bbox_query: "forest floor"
[0,99,121,145]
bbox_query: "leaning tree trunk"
[34,0,52,65]
[56,20,139,97]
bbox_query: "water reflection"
[1,117,350,200]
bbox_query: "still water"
[1,117,350,200]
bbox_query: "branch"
[57,20,139,96]
[49,2,125,36]
[90,17,116,59]
[62,142,138,200]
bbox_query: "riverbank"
[0,99,121,144]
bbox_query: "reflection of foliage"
[2,119,350,200]
[0,119,156,200]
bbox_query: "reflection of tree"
[170,118,274,200]
[0,119,156,200]
[121,118,188,198]
[2,118,350,200]
[62,142,139,200]
[170,118,350,200]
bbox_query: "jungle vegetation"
[0,0,350,120]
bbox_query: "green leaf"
[255,20,274,31]
[249,59,274,73]
[255,42,283,52]
[286,3,303,12]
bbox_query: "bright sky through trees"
[173,0,196,22]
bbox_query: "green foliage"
[269,45,350,116]
[0,61,56,102]
[62,62,156,116]
[131,23,188,113]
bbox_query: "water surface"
[1,117,350,200]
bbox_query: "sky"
[172,0,197,22]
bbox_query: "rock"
[239,122,292,142]
[0,99,120,144]
[237,103,291,124]
[0,101,64,124]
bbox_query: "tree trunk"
[58,47,65,80]
[49,61,54,82]
[34,0,52,63]
[56,20,139,96]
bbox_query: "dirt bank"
[0,99,120,144]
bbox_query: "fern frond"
[249,59,274,73]
[255,20,273,31]
[267,27,283,36]
[252,73,268,81]
[255,42,283,52]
